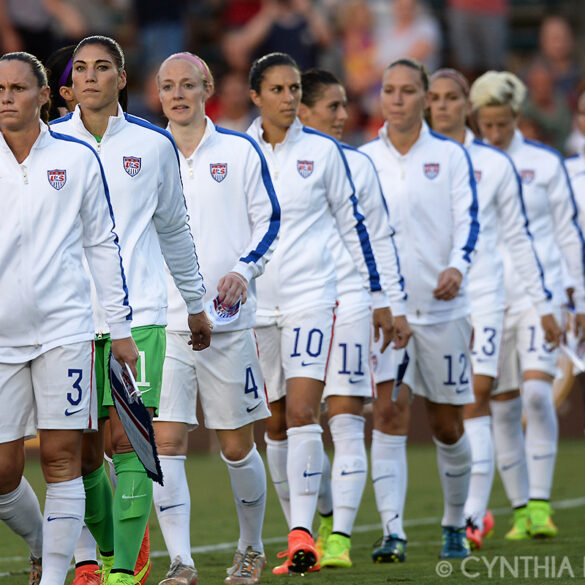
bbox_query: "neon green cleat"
[527,500,557,538]
[315,514,333,561]
[505,507,530,540]
[98,555,114,585]
[106,573,134,585]
[321,534,352,568]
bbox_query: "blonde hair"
[469,71,526,114]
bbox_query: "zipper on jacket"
[20,165,28,184]
[187,159,194,179]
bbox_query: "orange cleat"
[134,522,151,585]
[70,563,100,585]
[272,529,320,575]
[482,510,495,538]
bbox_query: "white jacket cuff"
[232,262,254,284]
[389,299,406,317]
[186,299,205,315]
[371,290,390,310]
[108,321,132,340]
[534,299,554,317]
[448,258,470,279]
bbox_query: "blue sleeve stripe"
[215,126,281,264]
[124,113,181,166]
[304,127,381,291]
[344,144,406,298]
[50,112,73,125]
[49,129,132,319]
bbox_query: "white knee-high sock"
[287,424,323,532]
[40,477,85,585]
[491,397,529,508]
[74,524,97,564]
[329,414,367,536]
[317,448,333,516]
[222,444,266,554]
[371,430,407,539]
[523,379,558,500]
[152,455,193,567]
[0,477,43,558]
[463,416,495,532]
[434,434,472,528]
[264,434,291,528]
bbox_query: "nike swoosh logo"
[537,356,552,361]
[455,388,467,394]
[241,496,263,505]
[246,403,261,413]
[373,474,396,483]
[273,480,288,485]
[501,460,522,471]
[65,408,82,416]
[348,378,362,384]
[47,516,79,522]
[301,361,319,367]
[303,471,322,478]
[121,493,148,500]
[340,469,366,476]
[472,459,492,465]
[475,358,490,363]
[532,453,554,460]
[159,504,185,512]
[445,470,470,478]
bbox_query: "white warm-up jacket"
[464,129,552,316]
[0,123,131,362]
[247,117,387,319]
[360,121,479,325]
[166,118,280,333]
[52,105,205,332]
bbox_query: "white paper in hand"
[206,295,241,325]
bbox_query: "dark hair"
[45,45,75,120]
[73,35,128,112]
[386,58,430,91]
[0,52,50,123]
[301,69,343,107]
[249,52,299,93]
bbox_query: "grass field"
[1,440,584,585]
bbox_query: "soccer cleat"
[466,518,482,550]
[29,555,42,585]
[482,510,495,538]
[371,534,407,563]
[98,554,114,585]
[226,552,243,577]
[159,557,198,585]
[527,500,558,539]
[439,526,471,559]
[314,514,333,560]
[106,573,134,585]
[134,522,151,585]
[320,533,352,568]
[224,547,266,584]
[505,506,530,541]
[272,553,320,576]
[70,563,100,585]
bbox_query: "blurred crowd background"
[1,0,584,153]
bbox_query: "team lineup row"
[0,33,584,585]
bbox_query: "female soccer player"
[360,58,479,560]
[428,68,562,548]
[246,52,395,574]
[297,68,410,568]
[153,52,279,585]
[45,45,76,120]
[0,51,138,585]
[51,36,211,585]
[469,71,585,540]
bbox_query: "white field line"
[1,496,584,576]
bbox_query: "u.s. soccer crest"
[474,170,482,183]
[210,163,228,183]
[520,169,535,184]
[123,156,142,177]
[47,169,67,190]
[297,160,314,178]
[423,163,440,179]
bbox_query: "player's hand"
[111,336,139,379]
[373,307,394,353]
[433,267,463,300]
[393,315,412,350]
[540,313,562,349]
[217,272,248,306]
[188,311,213,351]
[575,313,585,344]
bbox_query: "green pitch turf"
[1,440,584,585]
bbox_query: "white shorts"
[255,305,336,403]
[495,306,560,395]
[155,329,270,430]
[323,306,374,401]
[470,309,505,378]
[374,317,474,405]
[0,341,95,443]
[371,338,402,386]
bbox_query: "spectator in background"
[374,0,442,75]
[565,86,585,171]
[446,0,508,78]
[214,71,255,132]
[222,0,332,74]
[520,60,572,153]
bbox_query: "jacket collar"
[377,119,430,157]
[168,116,216,161]
[0,120,51,160]
[248,116,303,149]
[70,103,126,140]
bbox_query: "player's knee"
[374,401,409,434]
[221,443,252,462]
[523,386,551,417]
[433,424,463,445]
[287,405,317,428]
[0,457,24,493]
